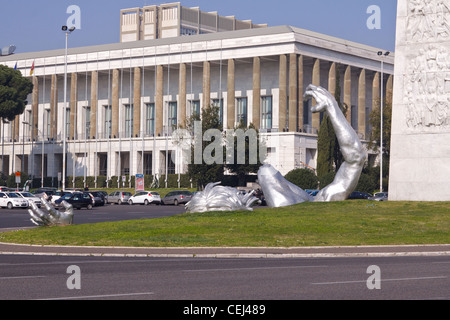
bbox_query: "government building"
[0,3,394,188]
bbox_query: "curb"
[1,242,450,259]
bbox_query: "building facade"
[120,2,267,43]
[0,24,394,188]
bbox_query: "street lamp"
[62,25,76,191]
[377,51,390,193]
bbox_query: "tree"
[186,105,225,189]
[284,168,319,190]
[0,65,33,121]
[368,97,392,161]
[225,121,265,186]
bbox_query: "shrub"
[284,168,319,190]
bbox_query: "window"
[212,98,224,125]
[191,100,200,118]
[145,103,155,136]
[168,102,177,133]
[104,105,112,138]
[261,96,273,129]
[236,97,248,126]
[65,108,70,138]
[125,104,134,138]
[85,106,91,139]
[45,109,51,139]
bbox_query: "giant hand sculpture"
[28,197,74,226]
[258,85,367,207]
[186,182,260,213]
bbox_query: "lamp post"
[377,51,390,193]
[62,26,76,191]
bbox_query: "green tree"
[284,168,319,190]
[225,121,265,186]
[369,97,392,161]
[186,105,225,189]
[0,65,33,121]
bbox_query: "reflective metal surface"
[28,197,74,226]
[185,182,260,213]
[258,85,367,207]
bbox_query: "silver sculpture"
[28,197,74,226]
[258,85,367,207]
[185,182,260,213]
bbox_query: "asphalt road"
[0,202,186,230]
[0,255,448,301]
[1,203,449,302]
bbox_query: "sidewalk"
[1,241,450,258]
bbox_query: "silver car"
[161,190,193,206]
[17,192,42,208]
[107,191,132,205]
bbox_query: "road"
[0,203,449,302]
[0,255,448,301]
[0,202,186,230]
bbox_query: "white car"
[0,192,29,209]
[128,191,161,205]
[17,192,43,208]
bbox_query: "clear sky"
[0,0,398,54]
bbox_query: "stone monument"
[389,0,450,201]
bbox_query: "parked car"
[31,188,57,199]
[161,190,193,206]
[348,191,372,200]
[50,190,74,204]
[0,192,29,209]
[89,191,105,206]
[369,192,388,201]
[254,189,266,206]
[128,191,161,205]
[17,192,42,208]
[107,191,132,205]
[306,189,320,197]
[54,192,93,210]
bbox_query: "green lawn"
[1,201,449,248]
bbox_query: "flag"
[30,61,35,76]
[14,62,17,70]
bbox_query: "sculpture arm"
[304,85,367,201]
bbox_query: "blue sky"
[0,0,397,54]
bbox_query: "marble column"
[278,54,287,131]
[90,71,97,139]
[50,74,58,140]
[297,55,304,131]
[32,76,39,140]
[156,65,164,136]
[227,59,235,129]
[358,69,366,139]
[344,65,352,124]
[312,58,320,131]
[372,72,380,107]
[70,73,77,140]
[179,63,187,128]
[203,61,210,109]
[111,69,120,138]
[328,62,337,96]
[133,67,141,138]
[289,53,297,132]
[252,57,261,130]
